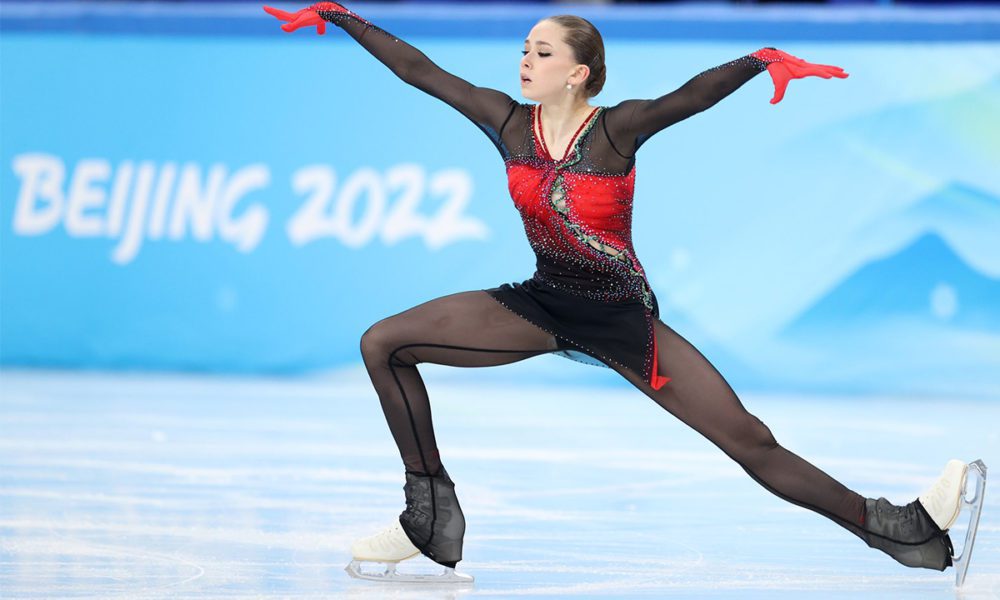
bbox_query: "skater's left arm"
[603,49,848,156]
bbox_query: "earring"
[566,83,572,90]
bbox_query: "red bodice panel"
[502,105,670,391]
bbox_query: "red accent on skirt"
[650,332,671,390]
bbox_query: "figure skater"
[263,2,986,586]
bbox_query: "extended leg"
[611,319,868,535]
[610,318,974,572]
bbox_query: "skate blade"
[952,459,987,588]
[345,559,474,584]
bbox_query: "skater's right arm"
[264,2,518,145]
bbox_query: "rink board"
[2,4,1000,399]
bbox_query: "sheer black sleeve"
[603,54,769,157]
[318,6,519,153]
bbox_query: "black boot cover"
[861,497,953,571]
[398,466,466,568]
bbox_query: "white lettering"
[148,162,178,240]
[112,162,156,265]
[217,164,269,253]
[425,169,488,249]
[382,164,428,246]
[8,154,489,263]
[336,168,384,248]
[66,159,110,237]
[106,161,134,238]
[170,163,226,242]
[285,163,488,250]
[286,165,337,246]
[12,153,64,235]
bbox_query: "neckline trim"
[533,104,602,163]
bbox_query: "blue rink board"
[3,2,999,397]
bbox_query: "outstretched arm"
[604,48,848,156]
[264,2,517,141]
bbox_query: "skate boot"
[860,459,987,587]
[860,496,953,571]
[343,466,473,584]
[918,459,987,587]
[344,519,420,581]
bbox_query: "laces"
[867,497,941,544]
[882,500,919,522]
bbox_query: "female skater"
[263,2,985,585]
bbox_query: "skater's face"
[520,20,590,102]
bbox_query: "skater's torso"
[501,104,656,312]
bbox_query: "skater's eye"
[521,51,550,57]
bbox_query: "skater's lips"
[521,74,531,83]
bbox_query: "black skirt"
[483,277,671,390]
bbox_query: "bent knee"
[360,319,417,367]
[360,319,394,361]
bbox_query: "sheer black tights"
[360,291,867,538]
[360,290,559,476]
[611,318,868,538]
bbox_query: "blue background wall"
[2,3,998,396]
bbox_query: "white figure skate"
[918,459,987,587]
[344,519,474,584]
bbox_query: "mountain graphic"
[780,231,1000,338]
[853,181,1000,278]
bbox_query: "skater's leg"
[360,290,559,476]
[612,318,868,536]
[613,318,956,570]
[358,290,558,570]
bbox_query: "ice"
[1,364,998,599]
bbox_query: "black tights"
[359,290,868,538]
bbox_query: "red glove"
[262,2,365,35]
[750,48,848,104]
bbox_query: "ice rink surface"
[2,361,998,599]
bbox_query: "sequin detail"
[507,105,657,311]
[316,2,382,39]
[748,48,783,67]
[501,104,671,390]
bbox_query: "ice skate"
[860,459,987,587]
[860,495,953,571]
[344,518,472,583]
[345,465,474,584]
[917,459,987,587]
[344,519,419,581]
